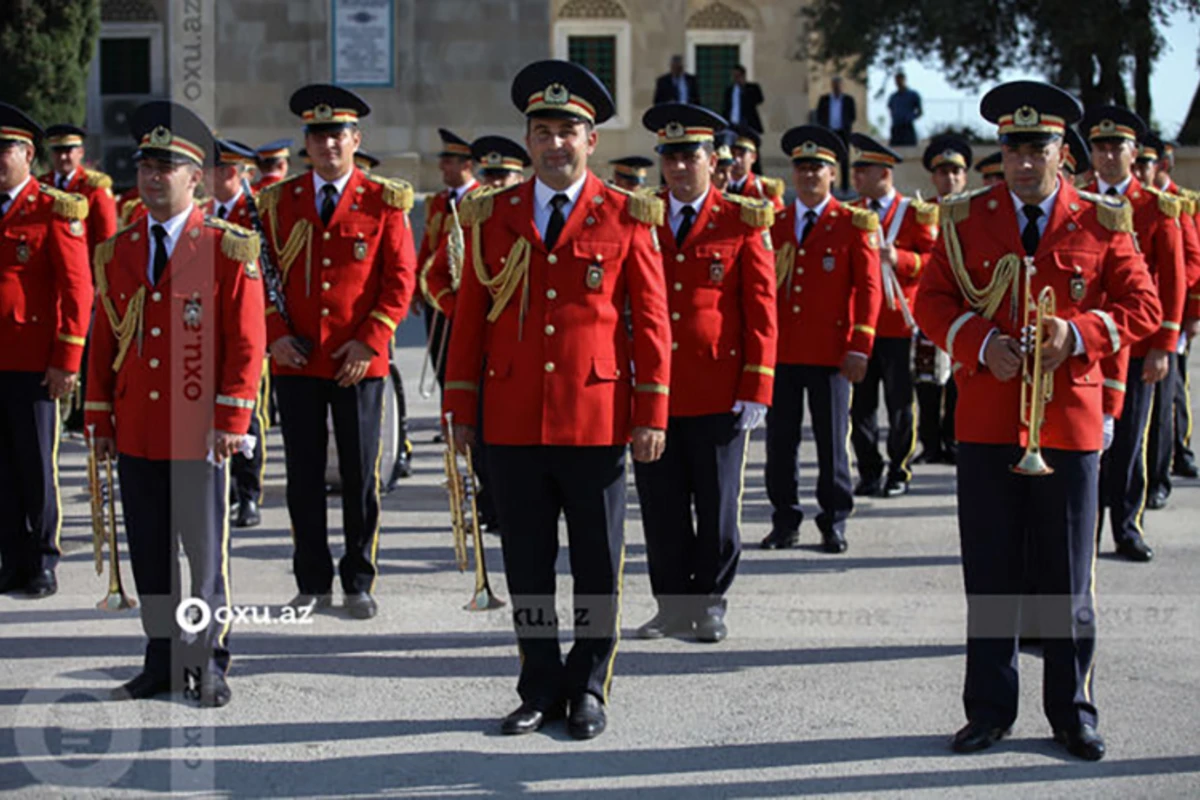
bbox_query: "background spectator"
[654,55,700,105]
[722,64,764,133]
[887,71,922,146]
[816,76,856,191]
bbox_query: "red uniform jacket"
[257,169,417,380]
[1164,182,1200,322]
[253,174,285,193]
[419,181,483,318]
[40,169,118,259]
[201,191,252,229]
[853,193,938,339]
[84,209,267,460]
[655,186,778,416]
[0,179,93,373]
[915,182,1161,452]
[731,173,786,211]
[770,196,882,366]
[116,187,146,228]
[443,172,672,445]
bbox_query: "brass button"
[546,289,557,300]
[544,324,555,336]
[488,369,495,377]
[323,231,331,241]
[547,254,558,265]
[671,312,681,321]
[322,258,332,267]
[321,308,330,317]
[31,315,37,322]
[544,362,555,373]
[151,291,162,302]
[321,281,331,291]
[149,358,160,368]
[796,286,803,293]
[671,342,679,351]
[798,248,806,257]
[797,268,804,275]
[673,282,683,291]
[730,349,737,356]
[149,390,160,400]
[792,305,801,313]
[150,327,161,337]
[675,254,685,263]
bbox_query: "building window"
[99,37,151,95]
[553,20,632,129]
[694,44,740,111]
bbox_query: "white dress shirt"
[56,169,78,190]
[0,176,31,216]
[214,188,244,220]
[1096,175,1133,197]
[828,94,845,131]
[792,195,833,242]
[533,174,587,240]
[729,84,743,124]
[146,205,194,283]
[313,170,353,217]
[668,190,706,240]
[867,189,896,218]
[674,74,689,104]
[446,178,479,208]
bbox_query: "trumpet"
[1012,261,1056,477]
[419,200,466,399]
[442,413,504,611]
[86,425,136,611]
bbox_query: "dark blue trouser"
[487,444,626,707]
[765,363,853,535]
[231,361,267,504]
[119,455,231,681]
[634,413,747,619]
[1101,357,1154,544]
[1147,352,1177,496]
[1173,346,1194,471]
[851,337,917,483]
[957,443,1099,732]
[0,371,60,575]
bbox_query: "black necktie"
[0,193,10,215]
[151,224,169,284]
[217,204,228,219]
[675,205,696,247]
[449,189,460,210]
[1021,205,1043,256]
[1105,186,1119,196]
[544,193,568,250]
[320,184,338,226]
[800,209,818,244]
[870,199,882,214]
[58,175,67,190]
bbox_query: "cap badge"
[665,121,685,139]
[313,104,334,122]
[1098,118,1116,134]
[801,141,819,155]
[1013,106,1039,127]
[485,152,502,167]
[149,126,172,147]
[942,150,957,160]
[544,83,569,106]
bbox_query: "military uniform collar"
[313,168,353,198]
[1008,181,1059,220]
[534,172,586,211]
[1097,174,1133,197]
[794,193,832,219]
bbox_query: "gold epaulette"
[206,216,261,263]
[722,192,775,228]
[366,174,414,212]
[911,196,939,226]
[846,204,879,232]
[84,169,113,190]
[41,186,90,221]
[941,186,993,224]
[253,173,302,219]
[761,176,785,199]
[458,186,501,228]
[1077,190,1134,233]
[609,185,665,226]
[1144,186,1182,219]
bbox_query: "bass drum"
[323,368,402,493]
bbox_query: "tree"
[805,0,1199,131]
[0,0,101,131]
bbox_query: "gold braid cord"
[471,224,532,330]
[941,217,1021,321]
[774,241,796,289]
[276,219,313,286]
[93,244,146,372]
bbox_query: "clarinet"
[241,178,312,355]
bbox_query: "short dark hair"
[734,65,747,74]
[525,116,595,135]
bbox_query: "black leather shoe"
[854,477,883,497]
[1146,488,1168,510]
[951,721,1011,753]
[694,613,728,643]
[112,671,171,701]
[345,592,378,620]
[199,672,232,708]
[1172,460,1199,479]
[385,448,413,493]
[1116,536,1154,562]
[1054,723,1106,761]
[760,528,799,550]
[500,701,564,735]
[567,693,607,740]
[636,611,693,639]
[820,527,848,554]
[24,569,57,598]
[234,498,261,528]
[0,565,27,594]
[284,592,333,613]
[882,478,909,498]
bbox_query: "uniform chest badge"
[585,264,604,291]
[1070,271,1086,301]
[709,261,725,284]
[15,243,29,263]
[183,298,203,330]
[823,254,836,272]
[69,220,84,237]
[354,241,369,260]
[760,229,773,252]
[649,227,661,253]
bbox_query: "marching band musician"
[713,130,737,192]
[85,101,266,706]
[762,125,882,554]
[444,60,671,740]
[848,134,938,498]
[608,156,654,192]
[1082,106,1186,563]
[726,124,786,211]
[475,136,530,190]
[914,82,1161,760]
[1061,126,1092,184]
[254,139,293,191]
[257,84,417,619]
[633,103,777,644]
[975,152,1004,187]
[0,105,93,599]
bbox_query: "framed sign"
[331,0,395,87]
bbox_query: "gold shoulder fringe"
[1077,190,1134,233]
[458,187,498,228]
[722,193,775,228]
[206,217,262,263]
[847,204,879,232]
[42,186,89,220]
[609,185,665,226]
[364,175,414,211]
[84,169,113,190]
[761,176,785,199]
[912,197,940,226]
[941,186,992,224]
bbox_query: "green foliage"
[0,0,101,130]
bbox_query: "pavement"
[1,325,1198,799]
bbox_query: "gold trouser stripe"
[898,396,919,481]
[1133,394,1155,537]
[1083,480,1101,704]
[367,389,387,594]
[218,460,234,654]
[602,537,627,704]
[256,360,270,500]
[1183,344,1193,447]
[735,426,751,536]
[52,400,62,554]
[844,384,855,518]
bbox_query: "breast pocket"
[1051,251,1101,309]
[694,241,741,287]
[339,221,380,265]
[572,240,623,293]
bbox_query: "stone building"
[87,0,862,191]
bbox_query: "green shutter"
[694,44,740,111]
[567,36,617,108]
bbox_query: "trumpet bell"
[464,586,506,612]
[1011,451,1054,476]
[97,590,137,612]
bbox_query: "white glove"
[1178,331,1188,355]
[732,400,768,430]
[1102,415,1114,452]
[206,435,257,465]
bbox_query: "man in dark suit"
[816,77,856,191]
[722,65,764,133]
[654,55,701,106]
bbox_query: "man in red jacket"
[762,125,882,554]
[0,105,92,598]
[915,81,1161,760]
[444,60,671,740]
[253,139,292,191]
[633,103,776,644]
[85,101,266,706]
[1083,106,1185,562]
[848,133,938,498]
[726,124,786,210]
[258,84,417,619]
